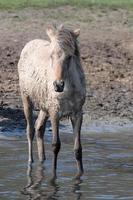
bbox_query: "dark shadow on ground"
[0,106,68,142]
[0,106,25,132]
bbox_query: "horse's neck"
[69,56,83,76]
[66,57,84,88]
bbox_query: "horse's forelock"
[56,27,79,56]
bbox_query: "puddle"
[0,120,133,200]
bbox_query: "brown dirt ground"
[0,6,133,130]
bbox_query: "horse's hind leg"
[71,113,83,178]
[21,94,34,163]
[50,114,61,178]
[35,110,48,163]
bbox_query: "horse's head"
[46,25,80,92]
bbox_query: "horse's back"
[18,39,50,106]
[18,39,50,68]
[20,39,49,55]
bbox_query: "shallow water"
[1,123,133,200]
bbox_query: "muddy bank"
[0,6,133,132]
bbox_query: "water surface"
[0,123,133,200]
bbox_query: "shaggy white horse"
[18,25,86,178]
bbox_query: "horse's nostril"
[60,80,64,87]
[53,80,65,92]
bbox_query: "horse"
[18,25,86,178]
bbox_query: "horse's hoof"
[39,154,46,163]
[50,174,57,185]
[75,171,83,180]
[39,157,46,164]
[28,159,34,165]
[38,160,44,165]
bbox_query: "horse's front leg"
[35,110,48,163]
[71,113,83,178]
[22,94,34,164]
[50,113,61,178]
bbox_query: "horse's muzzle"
[53,80,65,92]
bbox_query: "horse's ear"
[74,29,80,38]
[46,26,56,41]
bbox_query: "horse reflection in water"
[22,164,59,199]
[21,165,82,200]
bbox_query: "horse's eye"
[57,51,62,58]
[66,55,71,62]
[64,56,71,68]
[50,54,53,60]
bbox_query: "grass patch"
[0,0,133,9]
